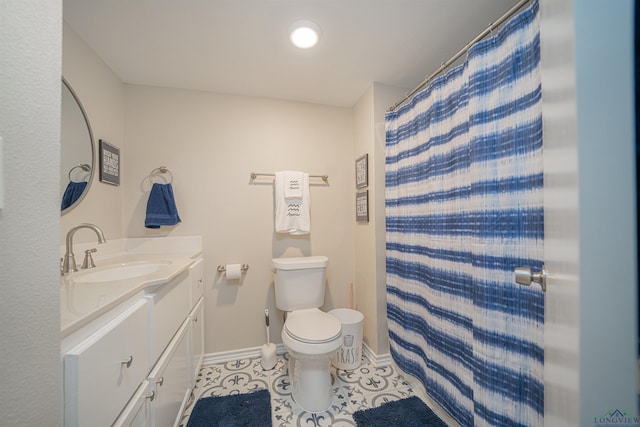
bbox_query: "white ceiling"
[63,0,519,107]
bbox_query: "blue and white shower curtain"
[385,2,543,426]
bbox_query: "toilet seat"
[285,308,341,344]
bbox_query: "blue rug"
[352,396,446,427]
[186,389,271,427]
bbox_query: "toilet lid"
[285,309,341,344]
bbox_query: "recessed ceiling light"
[289,20,321,49]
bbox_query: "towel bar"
[250,172,328,183]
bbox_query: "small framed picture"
[356,190,369,223]
[355,154,368,188]
[99,139,120,186]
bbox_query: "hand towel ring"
[148,166,174,184]
[68,163,91,182]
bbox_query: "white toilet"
[272,256,342,413]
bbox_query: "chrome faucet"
[62,223,107,275]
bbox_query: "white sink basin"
[72,261,171,283]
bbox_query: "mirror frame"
[61,77,95,215]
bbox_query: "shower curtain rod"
[388,0,531,112]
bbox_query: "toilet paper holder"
[217,264,250,273]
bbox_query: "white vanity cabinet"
[113,380,152,427]
[145,270,191,364]
[189,297,205,388]
[62,253,205,427]
[188,257,204,307]
[143,256,204,427]
[188,257,205,387]
[148,320,191,427]
[63,299,149,427]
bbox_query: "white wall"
[541,0,637,423]
[353,83,406,356]
[573,0,637,421]
[123,85,355,352]
[61,23,125,243]
[0,1,62,425]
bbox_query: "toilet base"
[288,353,334,413]
[280,314,342,413]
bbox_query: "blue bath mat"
[186,389,271,427]
[352,396,446,426]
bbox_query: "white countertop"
[60,250,201,338]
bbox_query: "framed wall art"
[99,139,120,186]
[356,190,369,223]
[355,153,368,188]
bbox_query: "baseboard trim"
[203,343,287,366]
[202,342,392,368]
[362,343,392,368]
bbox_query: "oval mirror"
[61,78,94,214]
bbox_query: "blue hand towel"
[61,181,88,210]
[145,183,181,228]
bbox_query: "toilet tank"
[272,256,328,311]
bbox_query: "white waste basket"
[329,309,364,370]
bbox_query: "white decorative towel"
[275,171,310,235]
[283,171,304,199]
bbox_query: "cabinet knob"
[156,377,164,387]
[145,391,155,402]
[193,315,198,323]
[121,355,133,368]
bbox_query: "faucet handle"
[81,248,97,269]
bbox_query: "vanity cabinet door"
[189,297,205,388]
[112,380,152,427]
[64,299,149,427]
[149,320,190,427]
[188,257,204,309]
[146,270,190,364]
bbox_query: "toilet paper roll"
[225,264,242,280]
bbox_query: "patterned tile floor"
[179,353,417,426]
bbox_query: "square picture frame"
[356,190,369,223]
[99,139,120,186]
[355,153,368,188]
